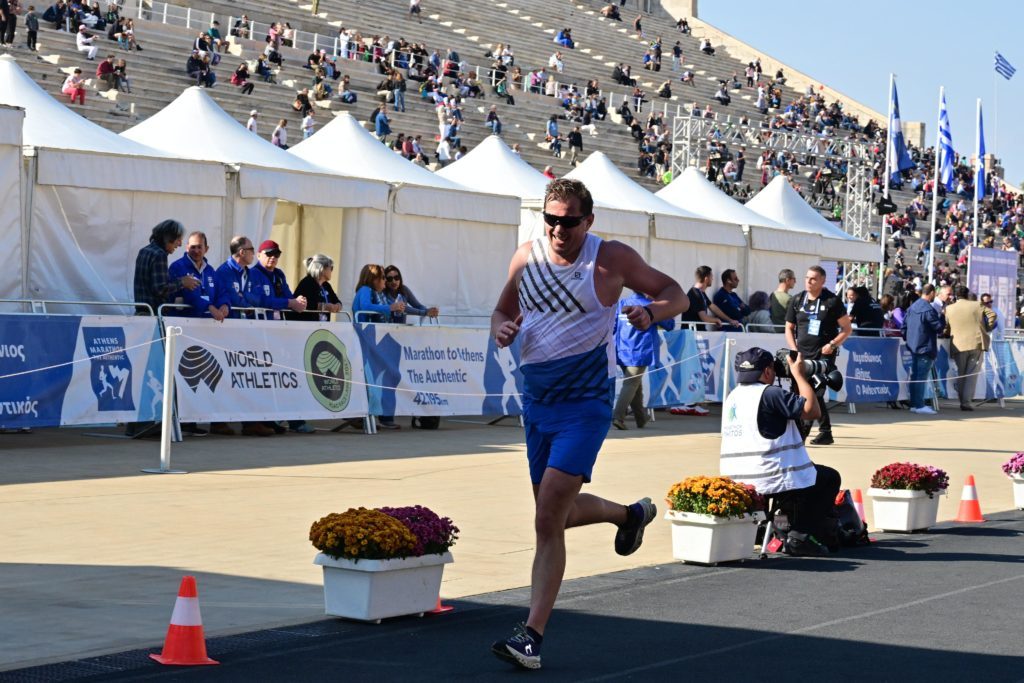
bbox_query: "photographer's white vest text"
[720,384,816,494]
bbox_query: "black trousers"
[776,464,841,539]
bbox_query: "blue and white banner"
[968,248,1018,334]
[173,318,369,422]
[355,323,523,416]
[644,329,704,408]
[0,315,163,428]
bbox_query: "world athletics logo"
[178,345,224,393]
[303,330,352,412]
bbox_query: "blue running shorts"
[523,397,612,484]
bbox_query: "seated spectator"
[601,4,621,21]
[486,104,502,135]
[657,80,671,98]
[700,38,715,55]
[271,119,289,149]
[61,68,86,105]
[264,41,283,66]
[677,17,690,33]
[542,165,556,179]
[43,0,67,30]
[744,291,773,331]
[255,54,276,83]
[207,20,228,53]
[291,254,342,322]
[554,28,574,49]
[113,57,130,93]
[230,14,250,39]
[231,62,254,95]
[680,69,695,86]
[548,50,564,73]
[185,50,212,87]
[95,54,116,90]
[282,22,295,48]
[76,25,98,59]
[713,85,731,106]
[293,88,313,115]
[382,265,438,324]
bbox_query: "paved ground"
[0,399,1022,678]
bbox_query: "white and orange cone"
[851,489,867,524]
[149,576,219,666]
[954,475,986,523]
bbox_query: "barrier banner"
[968,248,1018,332]
[645,329,704,408]
[0,315,163,428]
[837,337,901,403]
[355,323,523,416]
[173,318,368,422]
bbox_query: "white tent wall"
[338,208,387,305]
[27,186,224,305]
[649,240,741,293]
[747,251,819,297]
[0,105,23,300]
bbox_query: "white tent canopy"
[0,104,23,299]
[0,56,231,305]
[746,176,878,262]
[436,135,648,243]
[657,167,784,230]
[122,87,385,210]
[290,113,521,317]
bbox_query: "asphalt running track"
[5,512,1023,682]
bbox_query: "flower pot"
[866,488,946,532]
[313,552,453,622]
[1010,475,1024,510]
[664,510,764,565]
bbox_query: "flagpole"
[968,97,980,288]
[927,86,943,285]
[879,72,894,299]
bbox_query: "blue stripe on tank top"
[521,344,613,404]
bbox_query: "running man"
[489,179,688,670]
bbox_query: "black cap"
[734,347,773,383]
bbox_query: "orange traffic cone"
[851,489,866,524]
[428,595,454,615]
[955,475,986,523]
[150,576,219,666]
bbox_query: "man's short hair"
[187,231,208,248]
[229,235,250,256]
[543,178,594,216]
[150,219,184,247]
[808,265,826,278]
[921,284,935,296]
[721,269,736,285]
[695,265,712,281]
[955,285,970,300]
[778,268,795,282]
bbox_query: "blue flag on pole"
[995,52,1016,80]
[938,92,955,192]
[888,80,915,185]
[975,103,986,201]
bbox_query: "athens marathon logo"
[303,330,353,412]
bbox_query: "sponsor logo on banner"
[304,329,353,412]
[222,347,300,390]
[82,327,135,412]
[178,345,224,393]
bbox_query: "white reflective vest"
[720,383,816,494]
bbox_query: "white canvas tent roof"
[122,87,385,209]
[0,55,224,195]
[657,167,783,229]
[745,176,877,261]
[290,113,518,223]
[436,135,648,235]
[566,152,746,247]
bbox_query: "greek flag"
[975,103,986,201]
[995,52,1016,80]
[887,80,915,185]
[938,93,955,191]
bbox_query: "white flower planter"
[1010,475,1024,510]
[314,552,453,622]
[664,510,764,565]
[867,488,946,532]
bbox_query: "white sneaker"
[912,406,937,415]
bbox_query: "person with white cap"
[76,24,98,59]
[246,110,258,134]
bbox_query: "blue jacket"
[375,111,391,137]
[214,258,259,317]
[249,262,294,311]
[353,285,391,322]
[614,294,675,367]
[168,255,218,317]
[903,297,945,358]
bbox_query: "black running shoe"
[614,497,657,556]
[491,623,541,670]
[783,531,829,557]
[809,432,834,445]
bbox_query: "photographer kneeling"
[720,348,841,556]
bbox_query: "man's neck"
[776,284,789,293]
[806,288,823,300]
[191,257,204,271]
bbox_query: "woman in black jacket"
[290,254,342,322]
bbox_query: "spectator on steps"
[206,20,227,52]
[76,24,98,59]
[246,109,258,134]
[114,57,130,92]
[700,37,715,55]
[255,54,275,83]
[271,119,288,149]
[302,110,315,139]
[95,53,116,90]
[292,88,313,115]
[230,14,250,40]
[61,67,85,104]
[231,62,254,95]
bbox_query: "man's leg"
[629,366,648,427]
[909,353,928,409]
[960,349,982,408]
[612,365,642,426]
[952,350,969,407]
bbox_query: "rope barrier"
[0,337,164,381]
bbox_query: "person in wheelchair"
[720,348,841,556]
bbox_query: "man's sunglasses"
[263,250,282,258]
[542,212,587,229]
[385,275,401,282]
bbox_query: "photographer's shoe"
[615,497,657,556]
[783,531,829,557]
[491,623,542,670]
[809,432,834,446]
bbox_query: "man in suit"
[944,286,996,410]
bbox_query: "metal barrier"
[0,298,151,316]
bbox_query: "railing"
[0,298,151,316]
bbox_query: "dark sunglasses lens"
[386,275,400,281]
[544,213,583,228]
[265,251,281,257]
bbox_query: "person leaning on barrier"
[167,231,227,321]
[784,266,851,446]
[290,254,342,322]
[133,219,199,317]
[382,264,437,325]
[769,269,795,328]
[720,348,841,556]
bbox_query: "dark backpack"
[411,416,440,430]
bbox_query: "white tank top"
[517,233,616,403]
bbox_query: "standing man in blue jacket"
[903,284,945,415]
[612,290,675,429]
[168,231,228,320]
